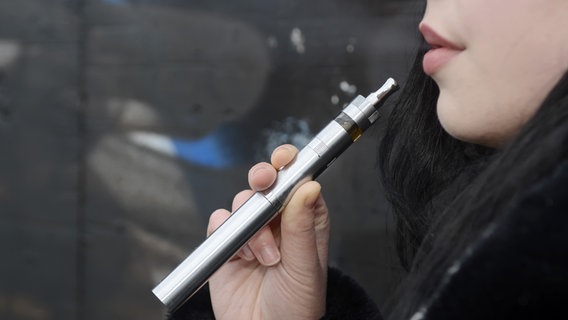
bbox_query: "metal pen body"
[152,78,398,311]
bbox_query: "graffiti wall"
[0,0,420,319]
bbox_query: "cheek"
[435,0,568,147]
[461,0,567,109]
[434,37,563,147]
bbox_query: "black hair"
[378,37,568,318]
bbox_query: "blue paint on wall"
[172,124,249,169]
[173,135,232,169]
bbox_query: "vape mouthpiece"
[371,78,398,105]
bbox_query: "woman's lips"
[419,23,464,75]
[423,48,461,75]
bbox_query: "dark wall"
[0,0,421,319]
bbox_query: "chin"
[442,123,505,148]
[436,95,499,148]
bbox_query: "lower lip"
[423,48,461,75]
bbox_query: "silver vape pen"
[152,78,398,311]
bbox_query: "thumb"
[279,181,330,274]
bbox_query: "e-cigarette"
[152,78,398,311]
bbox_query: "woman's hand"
[208,144,330,320]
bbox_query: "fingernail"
[260,246,280,266]
[242,245,254,261]
[275,145,292,156]
[251,165,268,178]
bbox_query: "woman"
[170,0,568,319]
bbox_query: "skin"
[421,0,568,147]
[207,1,568,319]
[208,144,329,320]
